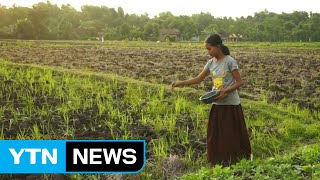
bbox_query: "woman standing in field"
[171,34,251,166]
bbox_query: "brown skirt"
[207,104,251,166]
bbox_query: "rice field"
[0,40,319,179]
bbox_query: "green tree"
[118,7,124,19]
[143,22,159,40]
[57,4,80,39]
[0,1,319,41]
[29,1,60,39]
[129,26,143,40]
[119,23,131,39]
[191,12,214,36]
[15,18,34,39]
[104,26,119,40]
[203,24,218,36]
[309,13,320,41]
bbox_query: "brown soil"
[1,46,319,109]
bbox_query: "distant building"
[191,36,200,41]
[159,28,180,41]
[221,36,228,41]
[228,33,243,42]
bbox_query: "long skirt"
[207,104,251,166]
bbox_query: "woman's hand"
[171,69,210,91]
[216,89,228,101]
[215,69,243,101]
[171,81,180,91]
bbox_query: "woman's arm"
[216,69,243,100]
[171,69,210,90]
[224,69,243,93]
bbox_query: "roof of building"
[160,29,180,35]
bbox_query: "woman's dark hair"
[205,34,230,55]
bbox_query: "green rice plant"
[62,113,70,136]
[151,137,168,161]
[0,126,4,140]
[157,86,165,101]
[64,125,75,138]
[0,66,11,80]
[105,121,116,139]
[103,94,114,112]
[140,172,153,180]
[34,106,47,119]
[251,128,265,156]
[297,108,311,121]
[184,146,195,169]
[57,103,70,116]
[40,70,56,96]
[260,91,268,104]
[82,97,94,110]
[177,126,189,145]
[25,69,36,83]
[67,87,77,102]
[25,98,34,118]
[167,114,176,135]
[192,104,207,131]
[174,96,187,115]
[122,129,131,140]
[146,98,165,117]
[312,111,320,120]
[96,99,106,116]
[111,78,119,91]
[109,108,121,121]
[126,113,134,125]
[119,114,130,132]
[281,119,319,141]
[152,115,165,133]
[32,124,42,140]
[16,128,28,140]
[124,83,143,108]
[69,174,81,180]
[286,103,300,114]
[140,111,149,125]
[88,121,96,133]
[16,40,34,47]
[71,94,82,113]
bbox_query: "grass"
[181,144,320,179]
[2,39,320,50]
[0,59,319,179]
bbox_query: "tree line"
[0,1,319,41]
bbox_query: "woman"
[171,34,251,166]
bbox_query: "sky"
[0,0,319,18]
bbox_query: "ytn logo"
[9,148,57,164]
